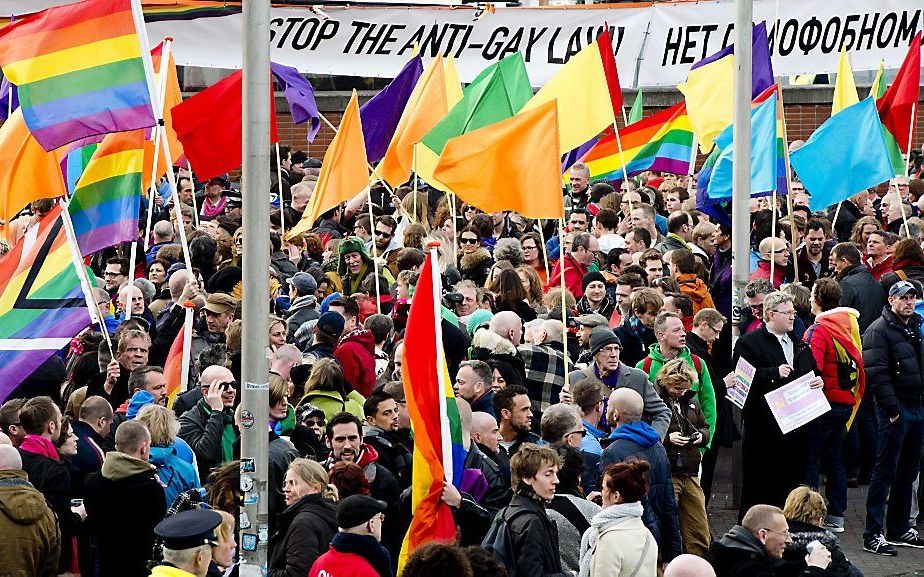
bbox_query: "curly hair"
[783,485,827,525]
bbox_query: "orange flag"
[433,101,563,219]
[144,41,185,192]
[0,109,68,233]
[375,56,460,187]
[286,90,369,239]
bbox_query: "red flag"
[170,70,279,180]
[877,32,921,153]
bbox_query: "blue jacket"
[600,421,682,562]
[471,390,495,418]
[149,442,200,508]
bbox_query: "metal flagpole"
[239,0,272,571]
[276,143,286,239]
[144,38,171,252]
[125,242,137,321]
[730,0,753,509]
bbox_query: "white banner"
[640,0,924,87]
[143,5,650,88]
[3,0,923,88]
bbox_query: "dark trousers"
[864,404,924,538]
[844,392,878,481]
[805,403,852,517]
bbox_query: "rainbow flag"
[398,249,464,570]
[163,305,193,408]
[573,102,694,184]
[0,0,156,151]
[808,308,865,429]
[0,205,91,403]
[68,130,145,257]
[60,138,102,195]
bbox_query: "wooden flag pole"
[367,186,382,315]
[770,190,778,282]
[126,242,137,321]
[559,217,570,395]
[179,305,194,395]
[686,136,698,198]
[143,38,172,251]
[187,160,200,228]
[537,218,551,282]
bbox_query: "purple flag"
[562,133,602,173]
[271,62,321,141]
[360,55,424,164]
[692,21,774,99]
[0,77,18,121]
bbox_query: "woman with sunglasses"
[458,226,492,287]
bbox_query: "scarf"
[19,434,60,461]
[578,501,645,577]
[199,400,237,463]
[201,195,227,218]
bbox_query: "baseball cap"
[889,279,920,298]
[574,313,609,328]
[289,272,318,295]
[316,311,345,340]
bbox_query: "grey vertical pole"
[730,0,753,509]
[239,0,271,573]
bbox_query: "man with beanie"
[309,495,394,577]
[568,326,671,439]
[336,236,395,296]
[84,420,166,577]
[151,509,224,577]
[576,271,617,321]
[286,271,320,341]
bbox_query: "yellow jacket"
[150,565,197,577]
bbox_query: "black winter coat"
[687,331,739,446]
[837,264,885,332]
[503,493,570,577]
[454,443,512,546]
[178,402,238,481]
[862,307,924,419]
[732,326,817,518]
[783,519,863,577]
[83,464,167,577]
[707,524,826,577]
[268,494,338,577]
[19,449,80,573]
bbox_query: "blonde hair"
[401,192,430,232]
[543,287,575,310]
[212,510,236,546]
[269,373,290,409]
[288,458,339,501]
[783,486,827,525]
[136,403,179,446]
[225,319,243,353]
[656,358,698,390]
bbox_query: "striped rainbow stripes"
[0,205,91,403]
[0,0,156,151]
[575,102,694,183]
[398,250,463,570]
[68,129,145,257]
[60,138,102,194]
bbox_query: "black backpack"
[481,506,532,577]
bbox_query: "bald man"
[750,237,790,289]
[471,411,509,486]
[664,554,716,577]
[490,310,523,347]
[600,387,683,563]
[456,406,512,520]
[0,444,60,576]
[178,365,238,480]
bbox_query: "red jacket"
[804,308,863,406]
[867,255,893,281]
[749,260,787,289]
[334,328,377,398]
[308,533,391,577]
[547,253,588,298]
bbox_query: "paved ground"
[707,449,924,577]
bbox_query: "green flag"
[869,61,905,175]
[628,90,644,123]
[415,53,533,189]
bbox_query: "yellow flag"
[286,90,369,239]
[434,101,563,219]
[678,55,734,153]
[375,56,461,187]
[832,48,859,117]
[0,109,68,228]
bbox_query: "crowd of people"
[1,148,922,577]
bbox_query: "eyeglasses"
[306,419,325,427]
[374,229,393,238]
[770,308,796,317]
[760,527,792,538]
[599,345,621,356]
[460,237,479,245]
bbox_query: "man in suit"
[732,291,824,520]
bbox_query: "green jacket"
[636,343,716,448]
[299,389,365,422]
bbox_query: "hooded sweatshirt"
[334,328,377,397]
[610,421,661,447]
[0,469,60,577]
[636,344,716,447]
[675,273,715,313]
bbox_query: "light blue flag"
[704,92,778,200]
[792,97,894,212]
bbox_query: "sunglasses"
[374,230,393,238]
[306,419,325,427]
[460,237,479,245]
